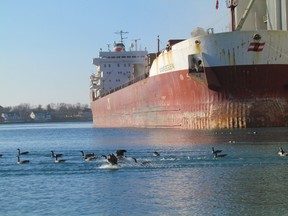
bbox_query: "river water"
[0,122,288,215]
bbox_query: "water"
[1,122,288,216]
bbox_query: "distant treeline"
[0,103,92,123]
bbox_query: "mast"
[157,35,160,53]
[132,38,141,51]
[115,30,129,43]
[226,0,238,31]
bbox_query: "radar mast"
[115,30,129,43]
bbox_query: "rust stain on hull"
[91,67,288,129]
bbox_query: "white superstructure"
[90,40,148,100]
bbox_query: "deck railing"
[95,73,148,100]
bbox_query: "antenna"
[115,30,129,43]
[157,35,160,53]
[132,38,141,51]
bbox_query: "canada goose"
[278,147,288,156]
[84,156,96,161]
[17,148,29,155]
[116,149,126,158]
[80,151,94,158]
[107,154,118,165]
[55,155,65,163]
[51,151,63,158]
[212,147,222,154]
[16,156,30,164]
[214,153,227,158]
[153,151,160,156]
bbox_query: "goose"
[51,151,63,158]
[16,156,30,164]
[278,147,288,156]
[84,155,96,161]
[55,155,65,163]
[116,149,126,158]
[80,151,94,158]
[17,148,29,155]
[214,153,227,158]
[212,147,222,154]
[153,151,160,156]
[107,154,118,165]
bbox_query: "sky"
[0,0,230,108]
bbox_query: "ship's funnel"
[114,43,125,52]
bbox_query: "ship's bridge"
[92,48,148,100]
[93,50,148,63]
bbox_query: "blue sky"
[0,0,229,107]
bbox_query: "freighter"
[90,0,288,129]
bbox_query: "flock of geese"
[212,147,288,158]
[2,147,287,165]
[2,147,229,166]
[16,149,68,164]
[0,148,163,166]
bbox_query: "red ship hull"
[91,65,288,129]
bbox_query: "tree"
[12,103,31,118]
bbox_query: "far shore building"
[1,112,26,123]
[29,112,52,122]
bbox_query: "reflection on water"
[0,123,288,215]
